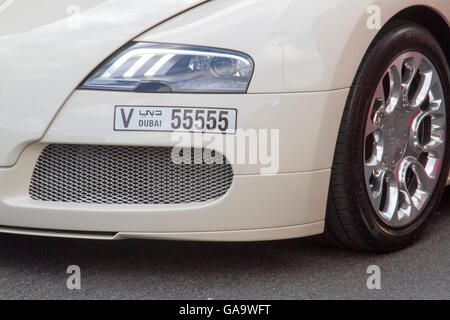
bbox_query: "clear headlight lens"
[80,42,254,93]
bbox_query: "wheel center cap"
[382,109,409,167]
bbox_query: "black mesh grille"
[29,144,233,205]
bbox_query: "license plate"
[114,106,237,134]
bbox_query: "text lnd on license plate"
[114,106,237,134]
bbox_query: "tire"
[324,20,450,252]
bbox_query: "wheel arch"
[329,3,450,170]
[389,5,450,66]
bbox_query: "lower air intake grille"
[29,144,233,205]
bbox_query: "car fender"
[138,0,449,94]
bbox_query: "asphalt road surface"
[0,190,448,300]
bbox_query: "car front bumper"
[0,88,349,241]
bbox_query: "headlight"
[80,42,254,93]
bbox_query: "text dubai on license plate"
[114,106,237,134]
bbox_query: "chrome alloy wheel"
[364,51,446,228]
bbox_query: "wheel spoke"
[396,157,433,224]
[377,170,399,222]
[365,83,386,137]
[397,187,420,224]
[385,65,401,113]
[404,140,422,159]
[421,155,441,180]
[365,116,379,137]
[399,56,418,108]
[401,57,418,90]
[365,129,384,168]
[367,168,386,208]
[412,159,434,192]
[410,102,445,154]
[412,69,433,108]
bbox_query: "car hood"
[0,0,208,166]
